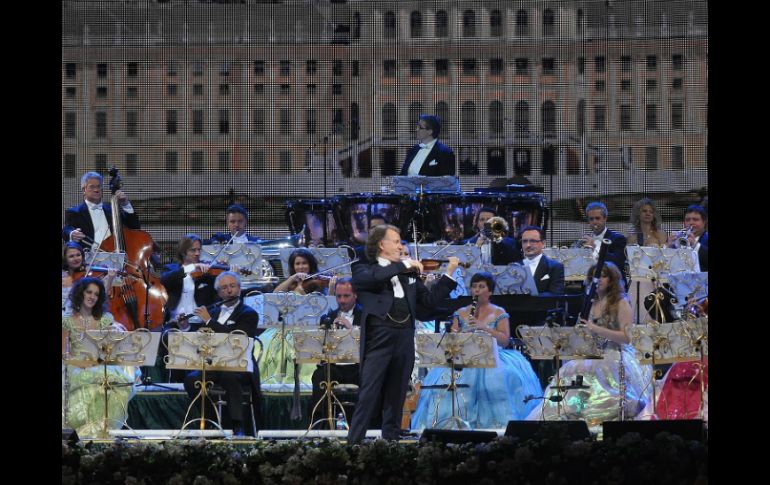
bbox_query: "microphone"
[436,319,452,348]
[320,314,334,330]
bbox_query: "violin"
[418,258,471,272]
[300,274,335,293]
[189,263,253,280]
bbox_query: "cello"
[99,167,168,330]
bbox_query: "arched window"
[408,102,423,130]
[577,9,584,35]
[577,99,586,136]
[435,10,448,37]
[435,101,449,129]
[514,101,529,134]
[490,10,503,37]
[382,103,397,138]
[353,12,361,39]
[410,11,422,38]
[461,101,476,137]
[543,9,555,37]
[463,10,476,37]
[384,11,396,39]
[350,103,359,140]
[489,101,504,136]
[541,100,556,135]
[515,9,528,36]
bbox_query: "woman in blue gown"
[411,272,542,430]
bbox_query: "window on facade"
[192,110,204,134]
[332,83,343,95]
[65,63,76,78]
[410,11,422,38]
[193,84,203,96]
[253,109,265,135]
[515,58,529,75]
[280,60,291,76]
[671,103,684,129]
[125,154,137,175]
[254,60,265,75]
[95,154,107,175]
[621,79,631,91]
[95,112,107,138]
[672,78,683,89]
[462,59,477,75]
[672,54,684,71]
[577,99,585,136]
[306,60,317,75]
[167,84,177,96]
[307,84,316,95]
[97,63,107,78]
[383,103,397,139]
[191,151,204,173]
[595,80,605,92]
[126,111,137,138]
[253,84,264,94]
[218,151,231,172]
[384,11,396,39]
[489,101,504,136]
[645,146,658,170]
[435,101,449,127]
[306,108,316,134]
[621,56,632,72]
[435,10,448,37]
[280,109,292,135]
[435,59,449,76]
[671,146,684,170]
[279,151,291,173]
[252,151,266,173]
[219,109,229,134]
[593,105,606,131]
[127,62,137,77]
[96,86,107,98]
[219,63,230,76]
[165,151,178,173]
[64,112,76,138]
[515,9,528,36]
[280,84,290,95]
[577,57,585,75]
[646,79,657,90]
[595,56,605,73]
[490,10,503,37]
[646,104,658,130]
[410,59,424,76]
[166,110,177,135]
[463,10,476,37]
[646,55,657,71]
[65,86,76,98]
[542,58,555,75]
[461,101,476,137]
[333,60,343,76]
[541,101,556,134]
[193,62,204,76]
[352,61,359,76]
[167,62,177,77]
[515,101,529,133]
[620,105,632,131]
[333,109,344,134]
[384,60,397,77]
[543,9,555,37]
[219,84,230,96]
[490,58,503,75]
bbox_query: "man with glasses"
[62,171,140,248]
[399,114,455,176]
[519,225,565,295]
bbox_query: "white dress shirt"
[216,301,240,325]
[79,199,135,245]
[173,263,198,319]
[524,253,543,277]
[407,138,437,176]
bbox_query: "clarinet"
[618,343,627,421]
[579,238,612,320]
[468,296,478,331]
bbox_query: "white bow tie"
[418,143,429,149]
[89,203,103,211]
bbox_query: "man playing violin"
[63,171,140,248]
[347,225,459,444]
[209,204,262,244]
[160,234,219,328]
[182,272,261,436]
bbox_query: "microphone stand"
[323,135,328,200]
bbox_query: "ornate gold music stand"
[293,327,360,432]
[63,328,159,438]
[165,328,254,435]
[415,332,497,430]
[516,325,603,418]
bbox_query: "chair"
[210,336,264,436]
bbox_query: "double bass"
[99,167,168,330]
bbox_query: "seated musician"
[669,204,708,272]
[400,114,456,176]
[577,202,627,286]
[63,171,140,248]
[182,272,260,436]
[308,278,362,428]
[462,207,522,265]
[627,198,668,246]
[519,225,565,295]
[62,242,117,316]
[274,248,336,295]
[352,214,388,261]
[526,262,652,432]
[410,272,542,430]
[209,204,262,244]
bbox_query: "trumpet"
[482,216,509,243]
[672,225,693,248]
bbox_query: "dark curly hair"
[288,248,319,276]
[69,277,108,319]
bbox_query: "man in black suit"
[578,202,627,285]
[182,272,260,435]
[400,115,455,176]
[161,234,219,326]
[347,225,459,443]
[463,207,522,265]
[679,204,708,272]
[519,225,565,295]
[208,204,263,245]
[62,171,140,248]
[309,278,363,427]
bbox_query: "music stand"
[466,264,539,295]
[63,328,159,438]
[516,325,603,418]
[201,243,264,288]
[543,247,595,281]
[165,329,254,434]
[293,328,360,431]
[257,292,331,383]
[628,317,708,419]
[278,246,355,279]
[391,175,460,194]
[415,332,497,429]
